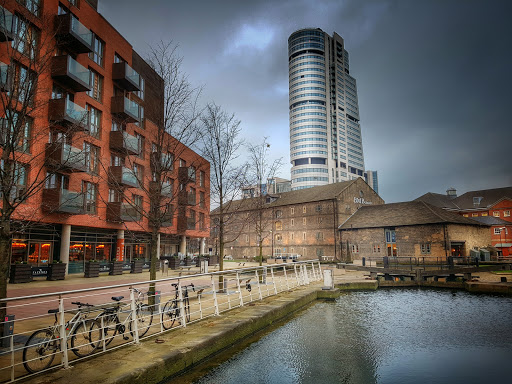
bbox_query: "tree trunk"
[148,229,159,307]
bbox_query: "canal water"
[172,289,512,384]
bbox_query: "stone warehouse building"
[211,178,383,260]
[0,0,210,276]
[338,201,491,262]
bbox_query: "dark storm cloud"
[99,0,512,202]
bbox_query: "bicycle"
[95,288,154,346]
[23,301,101,374]
[161,283,194,330]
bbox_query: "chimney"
[446,188,457,199]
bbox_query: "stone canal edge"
[20,278,511,384]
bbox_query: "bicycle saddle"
[48,309,59,314]
[111,296,124,301]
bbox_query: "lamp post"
[270,230,274,259]
[498,227,508,257]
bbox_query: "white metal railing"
[0,260,322,383]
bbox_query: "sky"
[98,0,512,203]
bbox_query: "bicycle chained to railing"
[94,288,154,347]
[23,301,102,374]
[161,283,195,329]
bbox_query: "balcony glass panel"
[120,203,141,221]
[70,15,92,47]
[0,6,13,34]
[60,189,83,213]
[121,167,138,186]
[124,97,140,119]
[123,132,139,154]
[125,64,140,87]
[62,143,86,168]
[65,99,88,124]
[67,57,90,86]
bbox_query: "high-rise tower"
[288,29,365,190]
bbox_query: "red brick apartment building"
[415,187,512,257]
[0,0,209,276]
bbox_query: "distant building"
[415,187,512,256]
[212,178,384,260]
[288,28,366,190]
[266,177,291,194]
[339,201,491,261]
[364,170,378,194]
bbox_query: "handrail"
[0,260,318,303]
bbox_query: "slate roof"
[211,180,360,214]
[415,186,512,210]
[468,216,510,226]
[339,201,489,230]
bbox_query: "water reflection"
[178,289,512,384]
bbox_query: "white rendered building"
[288,29,365,190]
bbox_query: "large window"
[83,142,99,174]
[385,229,397,257]
[1,110,31,153]
[135,132,144,159]
[87,69,103,102]
[89,34,105,67]
[187,210,196,230]
[83,181,97,214]
[86,104,101,138]
[12,15,39,59]
[13,62,36,104]
[17,0,41,17]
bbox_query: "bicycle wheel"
[129,304,154,338]
[70,319,102,357]
[184,297,191,323]
[23,329,58,374]
[161,300,179,330]
[97,313,119,346]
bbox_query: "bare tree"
[199,103,246,289]
[0,6,89,325]
[246,138,283,265]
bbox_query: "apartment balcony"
[42,188,84,214]
[178,190,195,206]
[112,62,140,92]
[48,98,89,131]
[149,181,173,198]
[45,142,87,172]
[0,6,14,42]
[55,13,93,54]
[150,152,173,172]
[109,130,139,156]
[111,96,140,123]
[161,212,173,227]
[0,62,10,91]
[106,202,141,222]
[108,166,139,188]
[51,55,91,92]
[178,166,195,184]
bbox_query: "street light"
[498,227,508,257]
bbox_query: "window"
[275,221,282,231]
[494,228,502,235]
[135,132,144,159]
[188,166,196,181]
[133,163,143,181]
[199,212,205,230]
[291,218,294,226]
[275,210,282,218]
[199,191,205,208]
[481,212,488,217]
[472,213,479,217]
[303,217,306,225]
[291,207,294,215]
[351,244,359,253]
[13,62,36,104]
[187,209,196,230]
[135,106,144,128]
[1,111,31,153]
[111,154,123,166]
[17,0,41,16]
[133,194,143,210]
[246,235,249,243]
[199,171,205,187]
[108,189,120,203]
[316,248,324,257]
[83,182,97,214]
[493,211,500,217]
[303,232,306,240]
[45,172,57,189]
[89,34,105,67]
[463,214,469,217]
[316,232,323,241]
[303,206,306,213]
[317,217,322,224]
[315,204,322,212]
[136,77,145,100]
[291,232,294,240]
[188,187,196,205]
[505,211,510,217]
[86,104,101,138]
[420,243,431,254]
[12,16,39,59]
[83,142,99,174]
[179,159,186,167]
[87,69,103,102]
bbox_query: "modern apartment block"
[0,0,209,276]
[288,28,365,190]
[364,170,378,194]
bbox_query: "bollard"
[362,257,366,267]
[322,269,334,290]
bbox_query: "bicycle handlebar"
[71,301,93,307]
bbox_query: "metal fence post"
[283,265,290,291]
[100,315,107,352]
[311,262,317,281]
[304,264,310,284]
[177,280,186,326]
[130,288,140,343]
[317,261,322,276]
[198,290,203,319]
[236,272,244,307]
[10,332,14,381]
[211,275,219,315]
[255,270,263,300]
[58,296,69,368]
[270,267,278,295]
[226,274,232,310]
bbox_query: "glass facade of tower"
[288,29,365,190]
